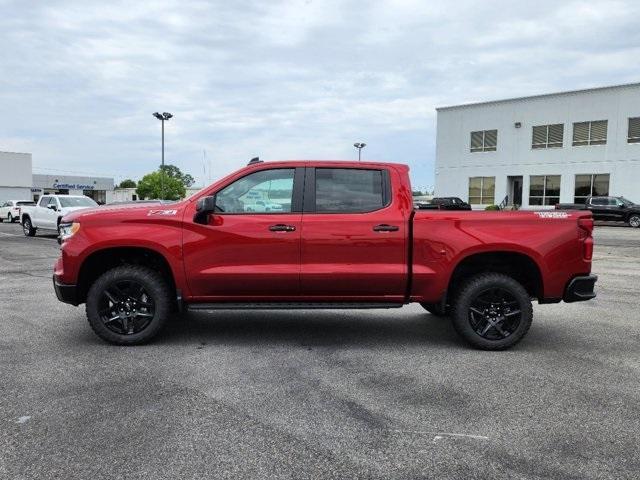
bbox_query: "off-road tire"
[22,217,36,236]
[86,265,171,345]
[451,273,533,350]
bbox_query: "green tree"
[412,190,423,196]
[118,179,137,188]
[159,164,195,187]
[136,171,186,200]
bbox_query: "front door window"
[216,169,295,214]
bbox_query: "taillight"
[578,218,594,260]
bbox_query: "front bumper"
[563,274,597,303]
[53,276,79,306]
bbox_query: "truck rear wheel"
[86,265,171,345]
[22,217,36,236]
[451,273,533,350]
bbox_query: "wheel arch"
[626,211,640,223]
[76,246,177,306]
[446,251,544,303]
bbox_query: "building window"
[574,174,610,203]
[628,117,640,144]
[468,177,495,205]
[572,120,607,146]
[529,175,560,206]
[532,124,564,149]
[470,129,497,152]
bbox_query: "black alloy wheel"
[468,287,522,340]
[452,273,533,350]
[86,265,171,345]
[98,280,156,335]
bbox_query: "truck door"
[39,197,59,228]
[300,167,407,301]
[590,197,618,221]
[182,167,304,300]
[609,198,627,221]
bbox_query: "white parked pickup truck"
[20,195,98,236]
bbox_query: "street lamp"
[353,142,366,161]
[153,112,173,199]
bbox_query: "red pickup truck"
[53,160,597,350]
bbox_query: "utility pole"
[153,112,173,199]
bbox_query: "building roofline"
[436,81,640,111]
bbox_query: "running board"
[187,302,404,311]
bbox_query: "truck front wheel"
[451,273,533,350]
[22,217,36,236]
[86,265,171,345]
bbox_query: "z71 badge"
[147,209,178,216]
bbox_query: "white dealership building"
[434,82,640,209]
[0,151,114,204]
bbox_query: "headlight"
[59,222,80,242]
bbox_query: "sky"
[1,0,639,192]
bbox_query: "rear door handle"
[373,224,399,232]
[269,224,296,232]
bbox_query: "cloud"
[0,0,638,189]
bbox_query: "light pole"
[153,112,173,199]
[353,142,366,161]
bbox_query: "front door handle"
[373,224,399,232]
[269,224,296,232]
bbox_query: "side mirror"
[620,204,626,208]
[196,195,216,213]
[48,204,57,211]
[194,195,216,224]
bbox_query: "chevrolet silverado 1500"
[53,161,597,350]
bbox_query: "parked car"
[21,195,98,236]
[431,197,472,210]
[414,197,472,210]
[244,200,284,212]
[54,160,596,350]
[555,196,640,228]
[0,200,35,223]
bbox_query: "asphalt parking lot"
[1,221,638,479]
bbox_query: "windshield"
[58,197,98,208]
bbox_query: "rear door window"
[314,168,386,213]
